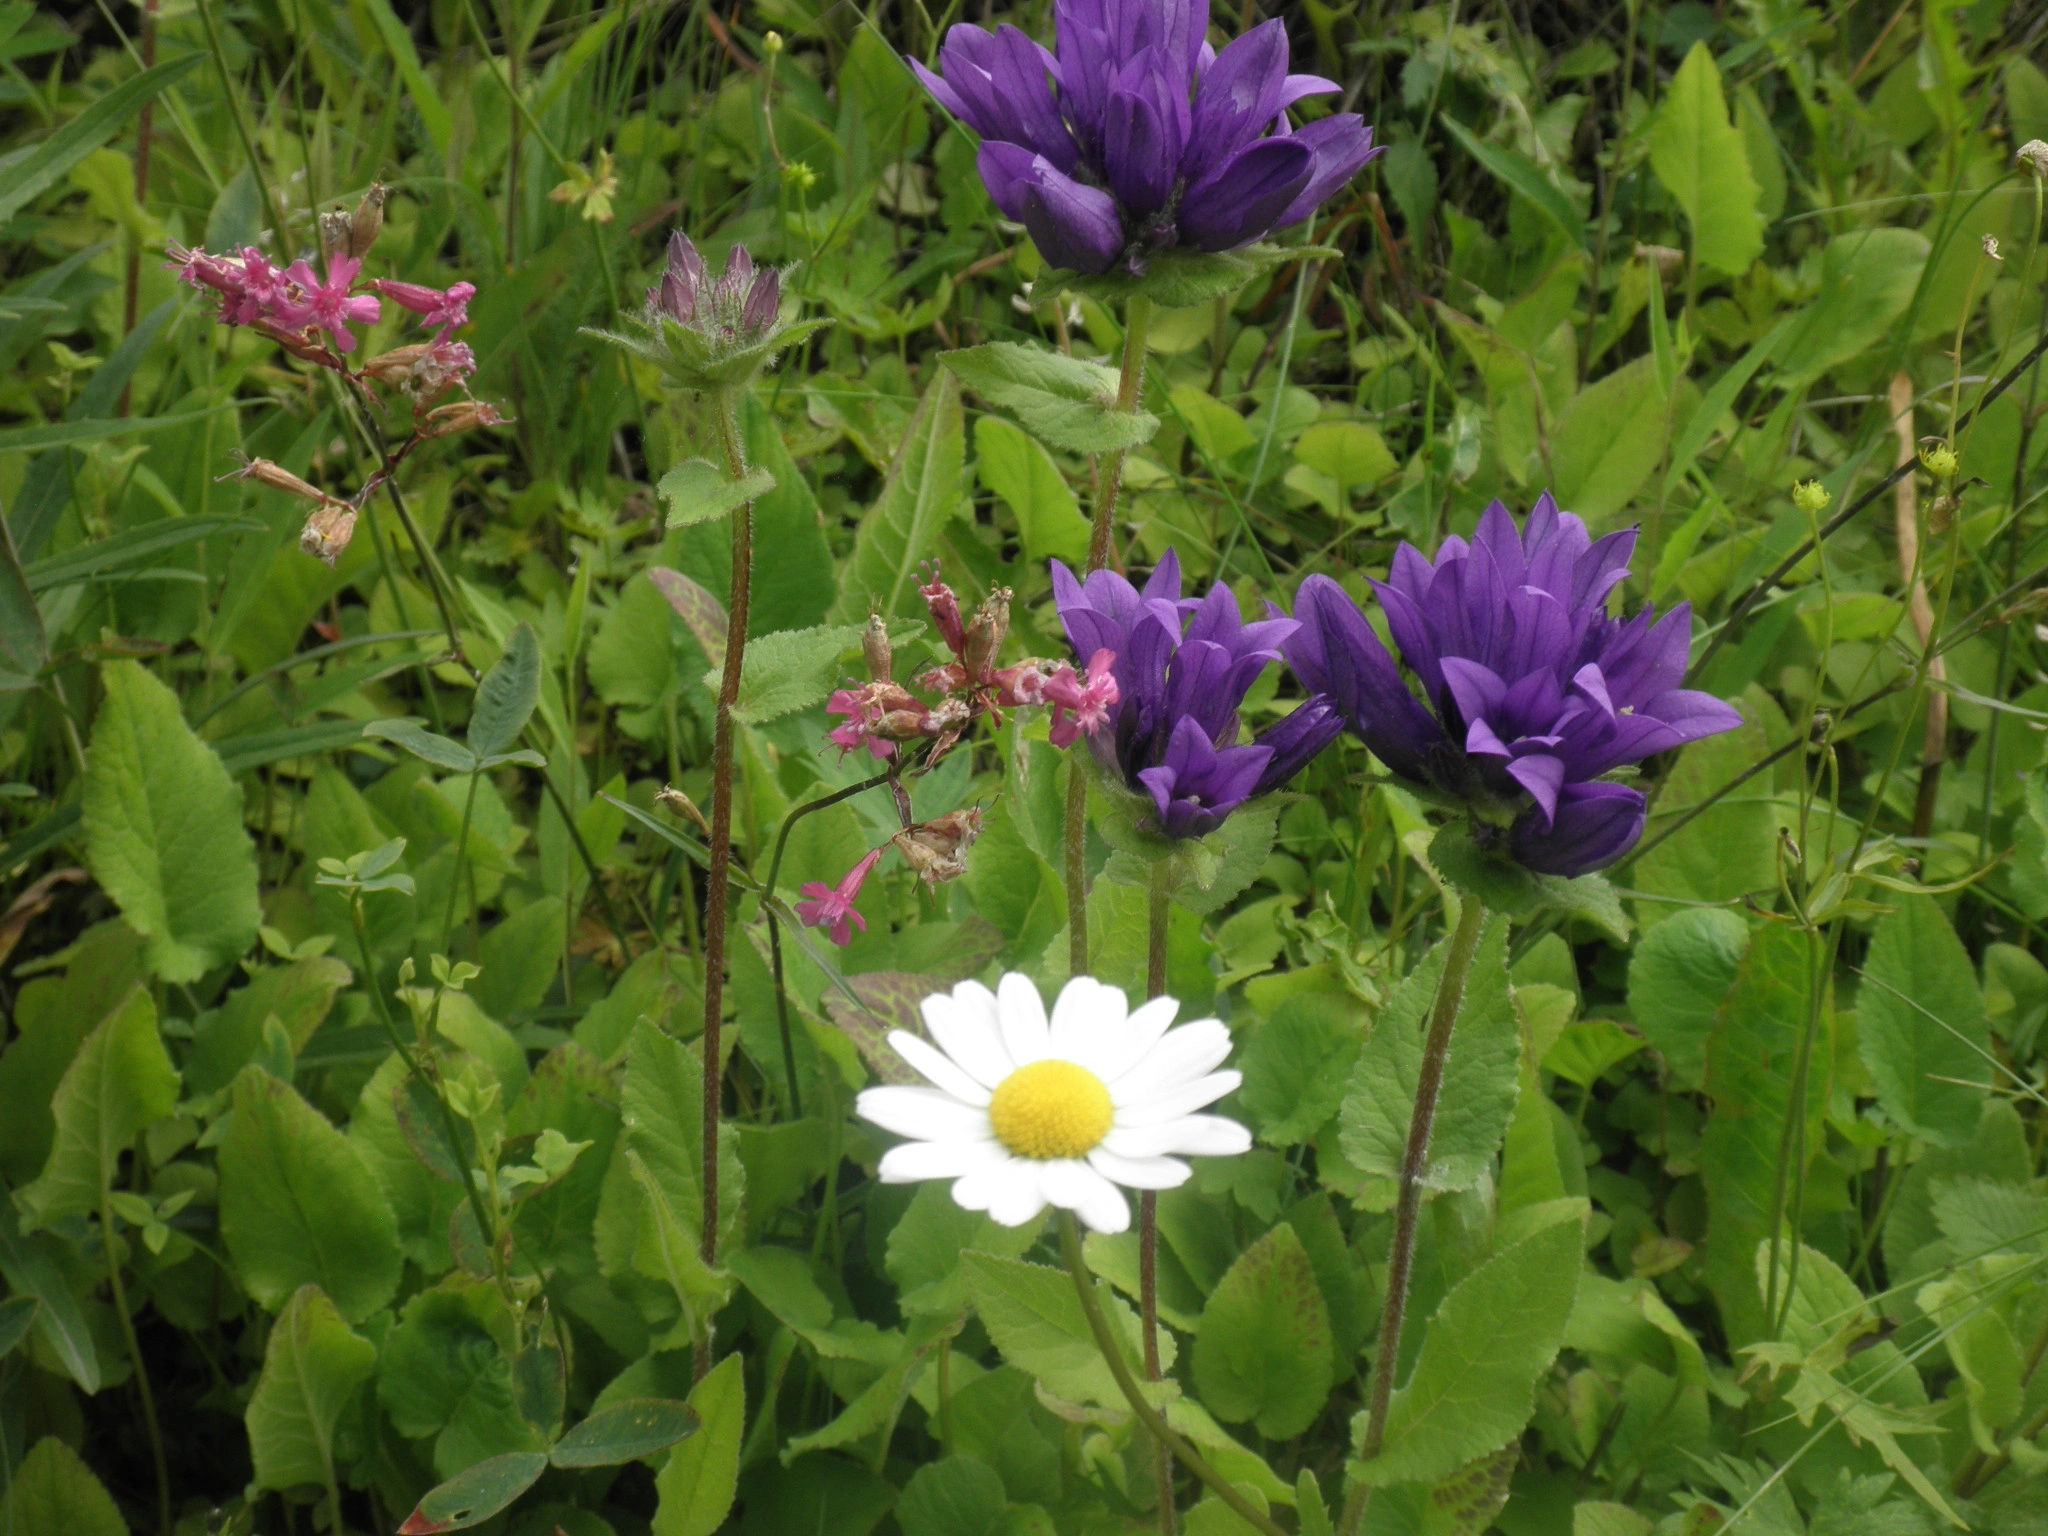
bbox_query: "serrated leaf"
[1238,996,1365,1147]
[1626,907,1749,1090]
[941,342,1159,455]
[1,1437,127,1536]
[896,1457,1009,1536]
[469,622,541,761]
[621,1021,745,1272]
[1354,1212,1582,1485]
[963,1250,1167,1407]
[84,660,261,981]
[219,1065,402,1322]
[247,1284,378,1498]
[652,1352,744,1536]
[1192,1223,1333,1438]
[1857,894,1989,1148]
[1339,914,1518,1206]
[17,987,176,1228]
[1649,44,1764,275]
[658,458,776,529]
[703,622,866,725]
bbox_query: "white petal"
[1040,1159,1131,1233]
[879,1137,1008,1182]
[887,1030,993,1106]
[856,1085,991,1142]
[922,992,1014,1089]
[984,1163,1050,1228]
[949,1163,1009,1212]
[1087,1148,1193,1190]
[1113,1070,1242,1127]
[1108,1019,1233,1103]
[1103,1114,1252,1159]
[996,972,1051,1066]
[1049,975,1126,1060]
[1081,994,1180,1082]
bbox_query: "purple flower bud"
[741,267,781,335]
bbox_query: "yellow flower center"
[988,1059,1114,1160]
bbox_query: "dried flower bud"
[890,806,984,885]
[922,697,973,738]
[1634,243,1685,276]
[1982,234,2002,262]
[1791,479,1832,516]
[656,784,711,835]
[863,613,893,683]
[299,503,359,566]
[2018,140,2048,177]
[964,587,1011,680]
[227,457,332,505]
[1919,443,1960,481]
[921,573,967,658]
[351,184,387,258]
[1928,492,1958,535]
[422,399,508,438]
[319,209,353,260]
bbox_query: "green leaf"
[1858,894,1990,1148]
[652,1351,745,1536]
[366,717,479,772]
[0,1294,38,1358]
[897,1457,1009,1536]
[379,1282,543,1478]
[398,1452,548,1534]
[84,660,261,981]
[975,416,1089,566]
[1054,241,1326,309]
[1339,914,1518,1207]
[0,55,200,226]
[832,369,965,621]
[357,0,453,158]
[941,342,1159,456]
[0,1203,99,1391]
[246,1284,378,1498]
[658,459,776,529]
[963,1250,1166,1407]
[218,1065,402,1322]
[1238,995,1365,1147]
[1648,43,1764,275]
[469,622,541,761]
[705,622,867,725]
[1192,1223,1333,1438]
[23,514,262,592]
[647,567,729,668]
[17,987,176,1228]
[551,1399,700,1468]
[622,1020,745,1267]
[1354,1212,1583,1485]
[1292,420,1396,494]
[1626,906,1749,1090]
[1628,708,1778,915]
[0,515,46,685]
[1437,116,1586,248]
[1771,228,1929,387]
[886,1181,1038,1316]
[1,1437,127,1536]
[1548,356,1678,520]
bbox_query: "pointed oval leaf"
[469,622,542,761]
[366,718,478,772]
[551,1397,701,1467]
[658,459,777,529]
[398,1450,548,1534]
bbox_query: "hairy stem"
[698,386,757,1372]
[1144,858,1173,1535]
[1065,295,1154,976]
[1057,1213,1287,1536]
[1339,891,1487,1536]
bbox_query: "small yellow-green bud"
[764,30,783,54]
[1919,443,1960,481]
[1792,479,1832,516]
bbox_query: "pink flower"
[826,688,894,762]
[795,849,884,946]
[373,278,475,335]
[275,254,382,352]
[921,572,967,657]
[1045,649,1119,748]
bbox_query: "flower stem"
[1066,294,1154,977]
[1144,859,1173,1535]
[1057,1213,1286,1536]
[1338,890,1488,1536]
[100,1194,171,1536]
[698,385,756,1375]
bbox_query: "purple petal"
[1272,116,1382,230]
[1284,575,1442,782]
[1504,753,1566,824]
[911,55,977,126]
[1018,160,1125,273]
[1277,72,1341,113]
[1105,84,1176,215]
[1252,696,1343,794]
[1184,20,1293,173]
[977,141,1042,220]
[1512,782,1647,876]
[1179,136,1315,252]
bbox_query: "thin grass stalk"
[101,1190,171,1536]
[1065,295,1154,976]
[1144,856,1174,1536]
[1339,890,1487,1536]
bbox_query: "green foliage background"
[0,0,2045,1533]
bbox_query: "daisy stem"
[1144,860,1174,1536]
[1338,889,1488,1536]
[1067,295,1154,978]
[696,383,756,1378]
[1057,1212,1287,1536]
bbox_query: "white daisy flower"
[855,972,1252,1234]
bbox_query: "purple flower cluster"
[1285,495,1744,876]
[1053,551,1340,838]
[648,232,781,341]
[913,0,1379,275]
